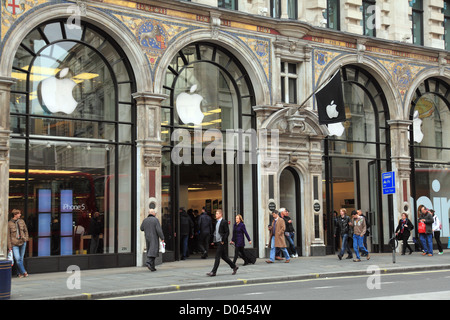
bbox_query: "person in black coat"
[179,208,194,260]
[395,212,414,255]
[197,207,213,259]
[206,209,238,277]
[335,208,353,260]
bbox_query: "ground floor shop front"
[0,1,449,274]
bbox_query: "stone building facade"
[0,0,449,272]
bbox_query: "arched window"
[409,78,450,238]
[324,65,391,253]
[160,42,257,258]
[9,20,136,264]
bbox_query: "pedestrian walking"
[281,209,298,258]
[188,209,198,255]
[89,211,103,254]
[206,209,239,277]
[351,210,370,262]
[7,209,29,278]
[418,205,434,256]
[179,208,194,260]
[431,209,443,255]
[357,210,370,251]
[140,209,165,271]
[198,207,213,259]
[230,214,252,265]
[266,210,291,263]
[335,208,353,260]
[395,212,414,255]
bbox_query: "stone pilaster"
[0,76,15,258]
[132,92,168,266]
[308,136,325,256]
[387,120,413,223]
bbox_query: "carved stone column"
[132,92,168,266]
[387,120,413,224]
[0,76,15,258]
[308,136,325,256]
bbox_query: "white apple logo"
[176,84,205,125]
[327,122,345,137]
[412,110,424,143]
[326,100,339,119]
[39,68,78,114]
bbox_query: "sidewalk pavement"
[10,251,450,300]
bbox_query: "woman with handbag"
[418,205,434,256]
[395,213,414,255]
[7,209,29,278]
[230,214,253,266]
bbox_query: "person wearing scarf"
[7,209,29,278]
[395,212,414,255]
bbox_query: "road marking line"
[101,269,450,300]
[82,293,92,299]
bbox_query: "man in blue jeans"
[335,208,353,260]
[418,205,434,256]
[266,210,290,263]
[351,210,370,262]
[281,209,298,258]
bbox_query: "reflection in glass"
[9,21,135,259]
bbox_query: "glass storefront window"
[410,78,450,237]
[162,43,256,260]
[412,93,450,161]
[9,20,136,259]
[324,65,391,253]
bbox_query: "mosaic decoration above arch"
[115,14,193,71]
[1,0,46,41]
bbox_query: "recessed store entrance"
[279,167,302,256]
[160,42,258,261]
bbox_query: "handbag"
[7,250,14,266]
[159,241,165,253]
[418,221,426,234]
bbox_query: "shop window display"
[9,20,136,258]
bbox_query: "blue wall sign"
[382,171,396,195]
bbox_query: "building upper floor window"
[270,0,297,19]
[325,0,340,30]
[280,62,298,104]
[444,0,450,50]
[361,0,376,37]
[287,0,297,19]
[218,0,237,10]
[410,0,424,45]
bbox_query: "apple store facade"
[0,2,450,273]
[5,19,137,272]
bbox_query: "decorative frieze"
[143,152,162,168]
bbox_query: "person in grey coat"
[140,209,165,271]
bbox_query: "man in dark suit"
[206,209,239,277]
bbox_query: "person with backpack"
[431,209,443,255]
